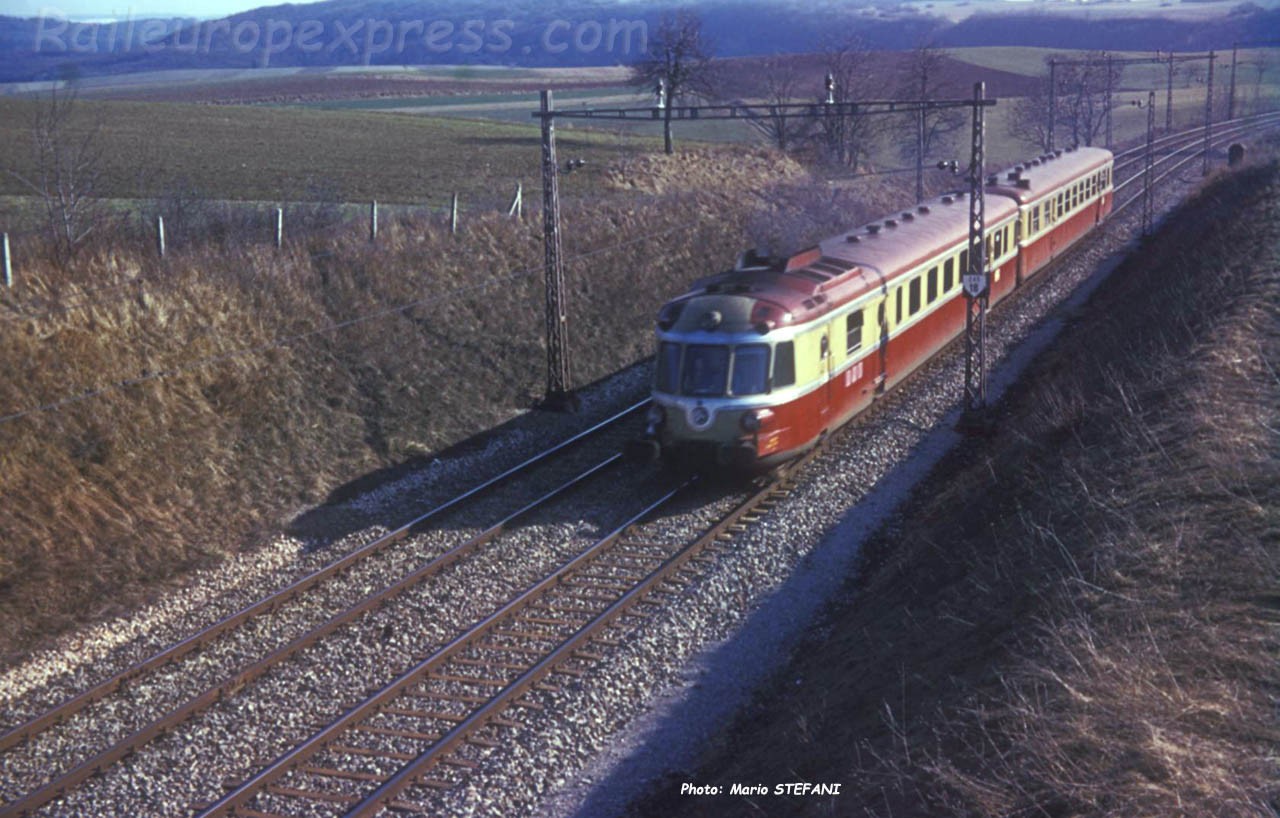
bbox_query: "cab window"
[731,345,770,396]
[681,345,729,397]
[656,342,681,393]
[773,341,796,388]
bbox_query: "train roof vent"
[793,270,829,283]
[802,298,816,309]
[901,211,915,221]
[1017,178,1032,189]
[884,218,898,228]
[846,234,861,243]
[1054,149,1064,157]
[867,224,881,235]
[1015,164,1025,172]
[735,248,781,271]
[813,293,828,304]
[1031,158,1042,166]
[813,257,854,275]
[917,205,931,214]
[986,174,998,185]
[1007,170,1019,181]
[941,195,954,204]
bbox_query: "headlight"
[740,408,773,433]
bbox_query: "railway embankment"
[0,145,914,664]
[628,162,1280,816]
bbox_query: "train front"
[633,283,798,471]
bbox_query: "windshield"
[681,345,730,397]
[731,344,770,396]
[656,342,681,393]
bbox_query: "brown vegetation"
[631,164,1280,816]
[0,141,926,664]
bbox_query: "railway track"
[0,400,649,817]
[3,112,1278,818]
[191,460,811,817]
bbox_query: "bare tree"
[756,56,812,153]
[1008,53,1122,152]
[1058,53,1123,148]
[1250,52,1274,115]
[898,42,964,200]
[817,36,881,170]
[631,11,716,154]
[7,72,106,263]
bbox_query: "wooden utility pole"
[1203,51,1215,175]
[538,90,573,410]
[1144,91,1155,236]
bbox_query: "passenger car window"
[846,310,864,354]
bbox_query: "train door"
[875,297,889,394]
[819,329,832,425]
[1015,211,1025,286]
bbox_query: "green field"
[0,96,668,206]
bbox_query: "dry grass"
[0,142,929,663]
[630,163,1280,817]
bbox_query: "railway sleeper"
[451,657,532,673]
[515,614,578,628]
[429,672,508,687]
[494,627,561,641]
[300,765,387,783]
[328,744,417,761]
[477,641,547,657]
[265,784,358,804]
[352,724,442,742]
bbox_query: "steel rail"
[0,450,636,818]
[1112,111,1280,175]
[193,478,701,817]
[1114,116,1279,203]
[1111,110,1279,162]
[0,398,648,758]
[1117,121,1278,215]
[345,459,811,817]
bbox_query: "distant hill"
[2,1,1276,83]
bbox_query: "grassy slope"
[1,141,941,662]
[629,163,1280,816]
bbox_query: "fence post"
[156,215,166,258]
[275,207,284,249]
[369,200,378,242]
[508,182,523,219]
[2,233,11,288]
[450,193,459,235]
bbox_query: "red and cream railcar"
[640,146,1114,469]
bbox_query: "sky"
[5,0,281,21]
